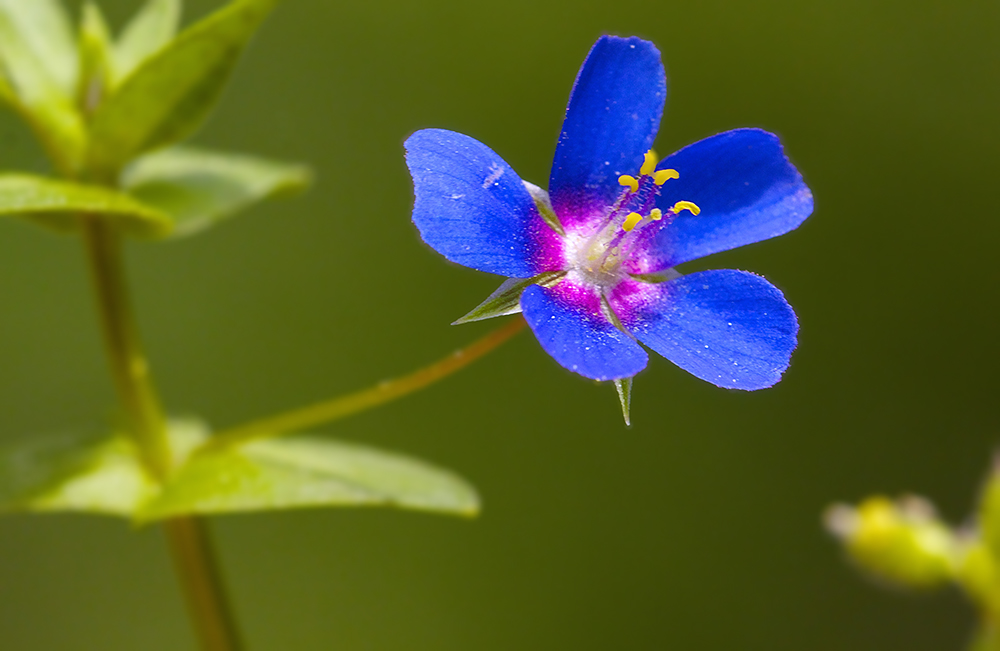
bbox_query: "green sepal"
[522,180,564,236]
[139,428,480,521]
[77,2,116,115]
[613,377,633,426]
[453,271,565,325]
[113,0,182,85]
[629,268,682,284]
[0,0,86,174]
[122,145,312,237]
[0,173,173,237]
[86,0,282,178]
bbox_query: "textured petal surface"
[549,36,666,233]
[521,281,647,381]
[406,129,563,277]
[612,270,798,390]
[637,129,812,272]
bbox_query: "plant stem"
[164,518,245,651]
[204,316,527,451]
[81,217,243,651]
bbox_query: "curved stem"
[81,218,243,651]
[204,316,527,451]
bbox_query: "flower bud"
[824,495,958,589]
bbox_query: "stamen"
[640,150,658,176]
[618,175,639,193]
[622,212,643,232]
[672,200,701,215]
[653,169,679,185]
[650,208,663,221]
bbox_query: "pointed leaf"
[114,0,182,84]
[140,434,480,521]
[454,271,565,325]
[0,173,173,237]
[613,377,633,426]
[0,2,85,174]
[87,0,282,177]
[77,2,116,115]
[0,0,78,97]
[122,145,312,237]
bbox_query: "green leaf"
[0,421,205,517]
[0,173,173,237]
[87,0,282,177]
[122,145,312,237]
[0,0,78,97]
[0,432,156,517]
[0,420,479,521]
[613,377,633,426]
[523,180,564,236]
[454,271,565,325]
[0,1,85,174]
[140,432,480,521]
[77,2,116,115]
[114,0,182,84]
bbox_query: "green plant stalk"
[81,217,243,651]
[205,316,528,451]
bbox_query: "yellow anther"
[618,175,639,193]
[640,150,659,176]
[672,200,701,216]
[650,208,663,221]
[653,169,679,185]
[622,212,643,232]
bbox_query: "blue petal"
[405,129,563,278]
[613,270,798,390]
[549,36,666,232]
[647,129,813,270]
[521,282,648,381]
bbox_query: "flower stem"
[81,217,243,651]
[203,316,527,451]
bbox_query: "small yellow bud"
[650,208,663,221]
[824,495,957,589]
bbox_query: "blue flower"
[405,35,813,390]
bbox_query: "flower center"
[566,150,700,289]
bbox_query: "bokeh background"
[0,0,998,648]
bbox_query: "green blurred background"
[0,0,998,648]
